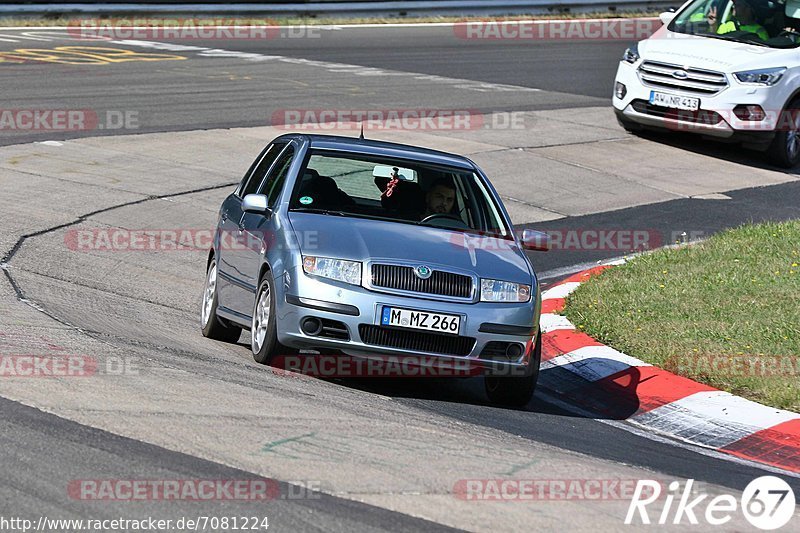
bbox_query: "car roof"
[273,133,476,170]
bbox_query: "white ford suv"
[613,0,800,167]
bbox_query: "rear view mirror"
[373,165,417,182]
[521,229,550,252]
[659,11,677,25]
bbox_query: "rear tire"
[251,271,295,365]
[200,259,242,343]
[766,100,800,168]
[484,331,541,408]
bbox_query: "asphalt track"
[1,24,800,532]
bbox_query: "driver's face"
[426,185,456,214]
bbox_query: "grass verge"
[563,220,800,412]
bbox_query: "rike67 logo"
[626,477,796,530]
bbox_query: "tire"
[766,100,800,168]
[251,271,295,365]
[200,259,242,343]
[484,331,542,407]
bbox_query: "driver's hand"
[707,6,718,27]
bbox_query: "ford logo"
[672,69,689,79]
[414,265,433,279]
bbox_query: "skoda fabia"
[201,134,549,406]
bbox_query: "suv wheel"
[200,259,242,343]
[484,330,542,407]
[767,100,800,168]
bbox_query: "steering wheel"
[419,213,470,229]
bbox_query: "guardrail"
[0,1,678,17]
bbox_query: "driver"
[707,0,770,40]
[424,178,456,218]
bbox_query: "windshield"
[289,150,511,238]
[670,0,800,48]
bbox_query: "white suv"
[613,0,800,167]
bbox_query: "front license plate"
[381,306,461,335]
[649,91,700,111]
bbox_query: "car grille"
[359,325,475,356]
[370,264,472,298]
[631,100,724,125]
[638,60,728,96]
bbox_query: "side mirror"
[659,11,676,25]
[242,194,270,214]
[521,229,550,252]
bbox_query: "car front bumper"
[276,265,541,373]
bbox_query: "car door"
[229,143,298,317]
[216,142,285,316]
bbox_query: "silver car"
[201,134,549,406]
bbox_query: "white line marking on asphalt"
[108,38,539,92]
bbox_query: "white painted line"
[539,313,574,333]
[541,281,580,300]
[541,345,650,381]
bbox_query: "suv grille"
[638,61,728,96]
[370,264,472,298]
[359,325,475,356]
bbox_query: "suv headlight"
[480,279,531,303]
[622,44,640,64]
[733,67,786,86]
[302,256,361,285]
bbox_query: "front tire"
[201,259,242,343]
[251,271,295,365]
[766,100,800,168]
[484,331,542,407]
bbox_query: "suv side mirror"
[659,11,676,25]
[242,194,270,214]
[521,229,550,252]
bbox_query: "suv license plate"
[649,91,700,111]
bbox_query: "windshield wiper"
[291,207,347,216]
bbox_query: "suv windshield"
[670,0,800,48]
[289,150,511,238]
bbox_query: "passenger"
[707,0,770,40]
[423,178,457,218]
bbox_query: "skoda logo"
[414,265,433,279]
[672,69,689,79]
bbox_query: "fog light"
[733,104,766,121]
[301,317,323,336]
[614,82,627,100]
[505,343,523,359]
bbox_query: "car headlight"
[302,256,361,285]
[622,44,640,64]
[733,67,786,86]
[480,279,531,303]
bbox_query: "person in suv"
[708,0,770,39]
